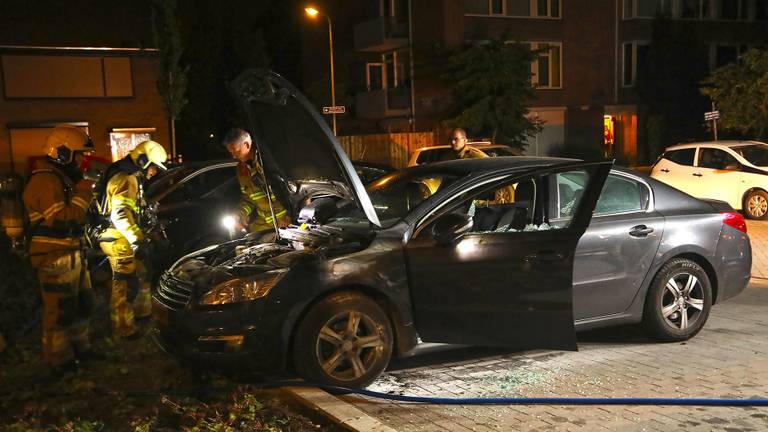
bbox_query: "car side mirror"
[431,213,473,245]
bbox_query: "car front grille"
[154,272,194,311]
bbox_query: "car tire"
[744,189,768,220]
[293,292,393,388]
[643,258,712,342]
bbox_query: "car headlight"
[200,270,287,305]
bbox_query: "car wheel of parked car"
[293,292,393,388]
[643,258,712,342]
[744,190,768,220]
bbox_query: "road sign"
[704,110,720,121]
[322,106,346,114]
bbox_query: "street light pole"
[326,14,336,135]
[305,7,337,135]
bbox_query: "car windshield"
[146,166,197,200]
[359,172,459,228]
[732,144,768,166]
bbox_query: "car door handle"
[629,225,654,237]
[524,251,564,263]
[660,168,669,173]
[692,173,703,177]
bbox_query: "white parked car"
[651,141,768,219]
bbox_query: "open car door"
[405,161,612,351]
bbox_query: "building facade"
[0,46,168,174]
[303,0,768,163]
[0,0,167,175]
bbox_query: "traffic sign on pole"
[704,110,720,121]
[322,106,346,114]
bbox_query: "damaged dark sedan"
[152,71,751,388]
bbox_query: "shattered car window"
[448,169,590,234]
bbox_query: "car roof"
[415,144,512,151]
[395,156,581,178]
[663,140,768,151]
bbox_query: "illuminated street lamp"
[304,6,337,135]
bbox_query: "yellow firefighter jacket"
[23,160,91,260]
[236,160,288,232]
[101,172,143,245]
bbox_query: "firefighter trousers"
[99,237,151,338]
[33,249,91,366]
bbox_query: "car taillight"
[722,212,747,233]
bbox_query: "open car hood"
[230,70,381,227]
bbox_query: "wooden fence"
[337,132,437,169]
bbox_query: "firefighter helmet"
[43,125,93,165]
[129,140,168,171]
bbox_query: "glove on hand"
[131,237,152,261]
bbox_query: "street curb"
[284,386,397,432]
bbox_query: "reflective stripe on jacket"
[102,172,142,244]
[23,160,90,258]
[236,160,287,229]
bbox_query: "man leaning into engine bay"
[223,128,290,237]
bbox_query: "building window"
[710,44,749,69]
[624,0,673,18]
[535,0,560,17]
[109,128,156,162]
[464,0,559,18]
[507,0,531,16]
[367,63,384,91]
[622,41,650,86]
[531,42,562,88]
[383,0,410,19]
[717,0,744,19]
[757,0,768,20]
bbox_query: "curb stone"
[284,386,398,432]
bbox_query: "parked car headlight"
[200,270,287,305]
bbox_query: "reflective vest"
[236,160,287,231]
[100,172,143,245]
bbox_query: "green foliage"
[151,0,189,120]
[441,38,541,150]
[161,390,301,431]
[701,48,768,140]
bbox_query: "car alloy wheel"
[660,273,705,331]
[643,258,712,342]
[316,310,385,381]
[293,292,393,388]
[745,190,768,220]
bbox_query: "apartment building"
[303,0,768,162]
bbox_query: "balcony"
[354,17,409,52]
[355,87,411,119]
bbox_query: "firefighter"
[222,128,289,234]
[98,140,166,339]
[23,125,96,370]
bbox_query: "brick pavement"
[340,222,768,431]
[748,221,768,279]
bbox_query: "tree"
[701,48,768,140]
[151,0,189,159]
[441,39,541,150]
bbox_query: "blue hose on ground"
[111,381,768,407]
